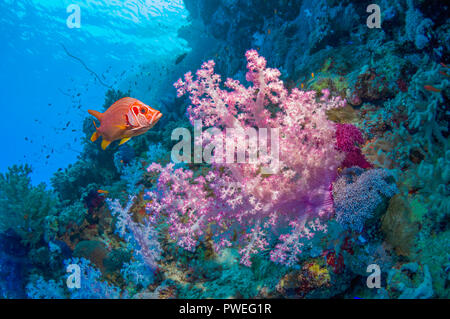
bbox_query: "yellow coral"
[305,262,331,286]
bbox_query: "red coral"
[323,251,345,274]
[336,123,373,169]
[322,237,354,274]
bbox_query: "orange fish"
[97,189,109,194]
[423,85,441,93]
[88,97,162,150]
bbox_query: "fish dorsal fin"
[88,109,103,121]
[101,139,112,150]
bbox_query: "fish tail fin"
[101,139,112,150]
[88,109,103,121]
[90,131,99,142]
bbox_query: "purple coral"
[146,163,211,252]
[107,196,161,270]
[147,50,346,266]
[332,167,398,233]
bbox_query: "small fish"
[311,72,315,78]
[267,29,271,35]
[440,62,449,68]
[439,71,449,77]
[301,83,304,89]
[88,97,162,150]
[175,52,187,65]
[97,189,109,195]
[424,85,441,92]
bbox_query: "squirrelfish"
[88,97,162,150]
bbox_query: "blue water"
[0,0,188,183]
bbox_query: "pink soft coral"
[148,50,345,266]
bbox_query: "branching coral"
[144,50,345,266]
[372,60,448,170]
[404,0,434,50]
[26,276,66,299]
[0,165,59,246]
[107,196,161,271]
[64,257,121,299]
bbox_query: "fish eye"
[140,107,147,114]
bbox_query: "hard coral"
[332,167,399,233]
[353,68,391,102]
[276,260,331,298]
[381,194,419,257]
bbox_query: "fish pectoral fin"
[119,137,131,145]
[101,139,112,150]
[115,124,129,130]
[90,131,99,142]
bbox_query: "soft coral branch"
[150,50,345,265]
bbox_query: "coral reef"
[2,0,448,300]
